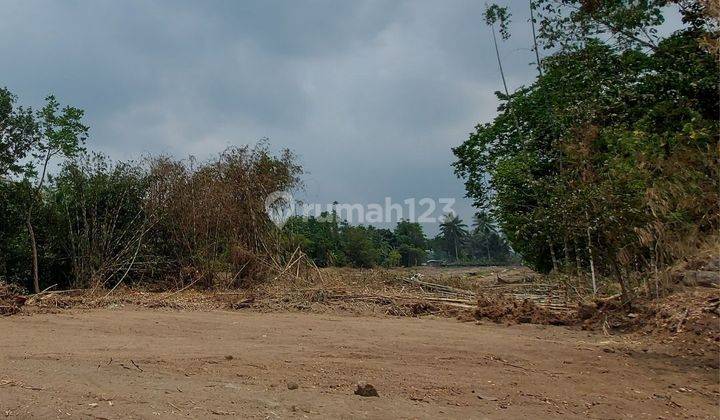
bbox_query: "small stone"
[354,383,379,397]
[287,382,299,390]
[225,355,234,360]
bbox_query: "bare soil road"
[1,307,717,419]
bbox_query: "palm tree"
[472,212,497,234]
[439,213,469,262]
[473,212,497,261]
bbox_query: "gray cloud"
[2,0,543,234]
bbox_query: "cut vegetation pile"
[0,282,26,315]
[474,293,572,325]
[246,267,481,317]
[10,266,573,322]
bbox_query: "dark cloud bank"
[2,0,544,233]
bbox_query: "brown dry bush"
[143,142,302,288]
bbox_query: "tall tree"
[0,88,38,178]
[472,211,497,261]
[454,1,719,300]
[439,214,469,262]
[23,95,88,292]
[394,220,427,266]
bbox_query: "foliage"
[393,219,427,266]
[438,214,469,261]
[428,212,517,264]
[144,143,303,287]
[0,180,30,284]
[454,1,719,298]
[0,91,90,292]
[283,216,428,268]
[484,4,512,39]
[0,97,304,290]
[49,154,150,288]
[0,88,37,178]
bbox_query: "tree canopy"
[454,0,718,297]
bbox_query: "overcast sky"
[3,0,545,234]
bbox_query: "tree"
[439,214,469,262]
[472,212,497,261]
[20,94,88,293]
[342,226,379,268]
[454,2,719,300]
[50,154,149,288]
[386,249,402,267]
[0,180,30,283]
[484,4,513,100]
[472,212,496,236]
[0,88,38,179]
[394,220,427,267]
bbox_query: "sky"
[2,0,546,235]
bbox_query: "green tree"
[49,154,149,288]
[472,212,498,261]
[0,88,38,178]
[394,220,427,266]
[342,226,379,268]
[454,2,718,299]
[439,214,469,262]
[10,94,89,293]
[386,249,402,267]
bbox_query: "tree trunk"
[651,241,660,298]
[618,271,631,303]
[586,226,597,295]
[563,236,571,270]
[26,216,40,294]
[547,238,558,272]
[584,211,597,295]
[574,239,582,276]
[529,0,543,77]
[491,24,510,98]
[612,258,633,304]
[26,150,52,294]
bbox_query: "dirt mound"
[474,293,573,325]
[641,290,720,362]
[575,241,720,362]
[578,288,719,366]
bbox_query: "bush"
[144,143,302,287]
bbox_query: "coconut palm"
[472,212,496,236]
[473,212,498,261]
[439,213,469,262]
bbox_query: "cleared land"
[1,307,718,419]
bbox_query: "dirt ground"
[2,307,718,419]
